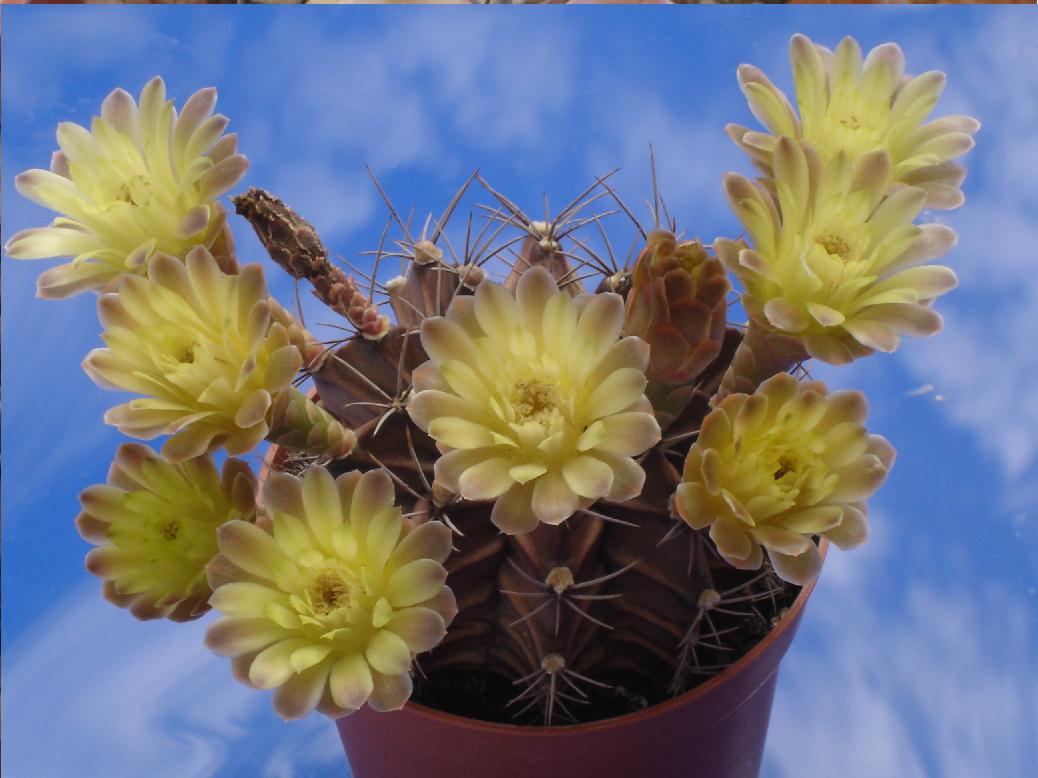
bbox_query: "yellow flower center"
[114,174,153,207]
[307,569,352,616]
[739,425,837,510]
[773,455,798,481]
[813,232,851,260]
[512,378,562,426]
[177,343,198,364]
[288,558,391,649]
[814,105,885,159]
[159,519,181,541]
[760,446,810,502]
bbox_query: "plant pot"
[337,557,821,778]
[262,438,824,778]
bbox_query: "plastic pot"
[338,545,824,778]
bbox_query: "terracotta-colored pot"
[338,546,824,778]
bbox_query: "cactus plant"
[6,32,974,735]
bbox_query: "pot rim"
[261,442,826,737]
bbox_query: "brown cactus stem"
[418,500,513,676]
[233,187,390,339]
[493,515,614,723]
[714,319,810,404]
[256,187,808,725]
[310,325,425,436]
[505,233,586,296]
[387,260,461,329]
[593,451,700,686]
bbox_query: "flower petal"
[768,543,823,585]
[367,670,413,712]
[216,520,294,582]
[365,629,413,676]
[272,662,330,721]
[561,455,614,500]
[204,616,288,657]
[490,483,539,534]
[584,368,648,418]
[457,457,515,501]
[329,653,374,711]
[388,521,453,570]
[531,471,579,525]
[387,559,448,608]
[824,504,870,549]
[587,412,661,457]
[386,607,448,653]
[710,519,754,563]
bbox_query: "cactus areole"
[10,32,974,778]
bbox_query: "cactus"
[12,33,972,727]
[234,172,859,723]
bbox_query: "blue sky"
[2,5,1037,777]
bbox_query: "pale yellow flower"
[729,34,978,208]
[6,77,247,298]
[76,443,257,622]
[407,267,661,534]
[717,137,958,365]
[82,247,304,462]
[204,466,457,720]
[673,373,894,585]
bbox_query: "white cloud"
[269,162,378,244]
[585,93,746,241]
[765,524,1038,778]
[232,13,576,171]
[2,585,344,778]
[886,15,1038,484]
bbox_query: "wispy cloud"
[585,92,745,241]
[2,585,343,778]
[765,520,1038,778]
[226,12,576,247]
[881,15,1038,485]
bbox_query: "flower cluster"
[7,33,972,726]
[674,373,894,584]
[407,267,661,534]
[204,466,456,719]
[6,77,247,298]
[721,34,974,366]
[77,443,258,621]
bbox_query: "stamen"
[512,378,561,425]
[814,232,851,259]
[307,569,351,615]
